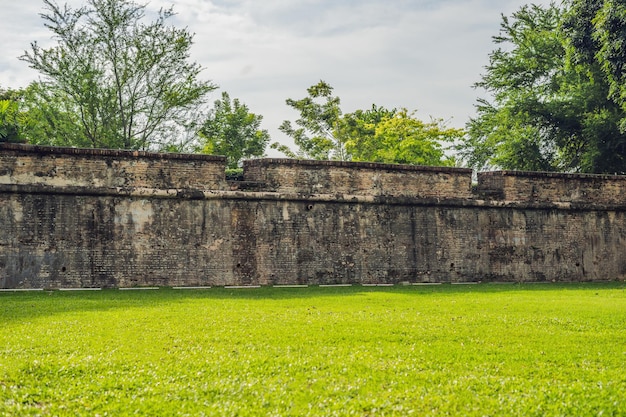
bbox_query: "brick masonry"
[1,143,625,288]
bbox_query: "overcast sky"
[1,0,553,154]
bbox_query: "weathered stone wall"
[1,143,625,288]
[478,170,626,207]
[243,158,473,199]
[0,143,227,190]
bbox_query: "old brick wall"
[243,158,473,199]
[1,143,625,288]
[0,143,227,190]
[477,170,626,207]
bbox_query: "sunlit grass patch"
[1,283,625,416]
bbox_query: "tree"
[197,92,270,168]
[274,82,459,166]
[0,88,24,143]
[20,0,216,151]
[565,1,626,118]
[273,80,346,160]
[21,82,89,147]
[340,104,396,160]
[460,3,626,173]
[342,106,461,166]
[0,84,82,145]
[346,109,461,166]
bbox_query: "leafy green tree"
[343,106,461,166]
[460,3,626,173]
[273,80,346,160]
[20,0,216,150]
[0,101,22,142]
[0,88,24,142]
[20,82,88,147]
[197,92,270,168]
[0,83,92,146]
[340,104,396,160]
[565,1,626,118]
[346,109,461,166]
[274,82,458,166]
[584,1,626,106]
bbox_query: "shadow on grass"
[1,281,623,324]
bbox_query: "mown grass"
[0,283,625,416]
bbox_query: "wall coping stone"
[480,169,626,181]
[0,142,226,162]
[244,157,472,174]
[477,169,626,206]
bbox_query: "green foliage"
[0,90,22,142]
[275,80,346,160]
[20,0,216,151]
[346,108,461,166]
[589,1,626,105]
[0,283,625,415]
[198,92,270,169]
[565,1,626,126]
[275,82,459,166]
[225,168,244,181]
[460,2,626,173]
[0,84,83,145]
[18,82,88,147]
[340,104,396,161]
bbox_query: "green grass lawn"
[1,283,625,416]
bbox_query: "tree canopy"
[0,88,24,143]
[197,92,270,169]
[459,1,626,174]
[274,81,459,166]
[274,80,346,161]
[0,84,85,145]
[20,0,216,151]
[345,107,460,166]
